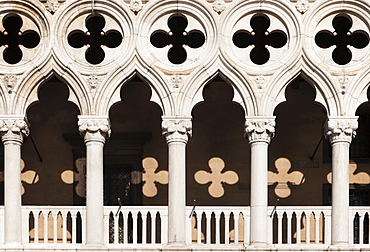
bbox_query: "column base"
[3,243,24,252]
[247,242,272,249]
[81,243,107,251]
[162,243,190,251]
[328,243,353,251]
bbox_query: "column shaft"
[78,116,110,247]
[331,142,350,245]
[250,141,268,244]
[4,141,22,244]
[85,141,104,245]
[168,141,187,243]
[325,117,357,246]
[162,117,191,245]
[245,117,275,246]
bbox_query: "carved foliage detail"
[0,118,29,143]
[245,118,275,144]
[325,118,358,144]
[162,118,192,143]
[78,118,111,142]
[129,0,143,14]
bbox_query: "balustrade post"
[78,116,110,247]
[162,117,191,246]
[0,116,29,247]
[325,117,357,247]
[245,117,275,246]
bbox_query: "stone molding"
[162,117,192,144]
[325,117,358,144]
[245,117,275,144]
[78,116,111,144]
[0,116,29,144]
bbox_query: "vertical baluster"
[324,212,331,245]
[268,213,273,244]
[104,212,109,245]
[124,211,128,244]
[244,212,250,244]
[359,213,364,245]
[142,212,147,244]
[234,213,239,244]
[22,208,29,244]
[296,212,301,244]
[44,211,48,243]
[82,212,86,244]
[133,211,138,244]
[305,212,310,244]
[315,212,320,244]
[53,212,58,243]
[34,211,39,243]
[151,212,156,244]
[206,212,211,244]
[215,212,220,245]
[161,211,168,244]
[287,212,292,244]
[197,213,202,244]
[225,213,230,244]
[277,211,282,245]
[71,212,77,244]
[349,210,354,244]
[114,213,119,244]
[62,211,67,244]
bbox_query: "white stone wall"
[0,0,368,118]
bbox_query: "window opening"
[315,14,369,65]
[0,13,40,64]
[232,14,287,65]
[68,14,122,64]
[150,14,205,64]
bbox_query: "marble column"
[245,117,275,246]
[162,117,192,245]
[325,117,357,246]
[78,116,111,247]
[0,117,29,245]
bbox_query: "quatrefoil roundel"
[232,14,287,65]
[315,14,369,65]
[0,13,40,64]
[150,14,205,64]
[68,14,123,64]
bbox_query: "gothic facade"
[0,0,370,251]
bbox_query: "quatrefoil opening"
[315,14,369,65]
[150,14,205,64]
[0,13,40,64]
[68,14,123,64]
[232,14,287,65]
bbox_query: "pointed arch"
[180,60,257,117]
[13,58,89,115]
[97,62,175,117]
[263,62,339,117]
[346,68,370,116]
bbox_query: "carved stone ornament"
[2,74,18,93]
[255,75,266,89]
[213,0,226,14]
[78,117,111,143]
[295,0,310,14]
[325,118,358,144]
[0,118,29,143]
[338,75,349,90]
[245,117,275,144]
[171,75,182,89]
[86,75,102,90]
[45,0,60,13]
[129,0,143,14]
[162,118,192,143]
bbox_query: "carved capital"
[325,117,358,144]
[78,116,111,144]
[0,117,29,144]
[162,117,192,144]
[245,117,275,144]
